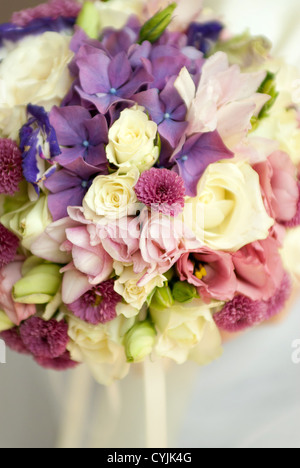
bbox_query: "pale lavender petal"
[78,48,111,94]
[108,52,132,89]
[49,106,90,145]
[175,131,234,196]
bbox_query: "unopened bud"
[125,321,156,363]
[139,3,177,44]
[172,281,198,303]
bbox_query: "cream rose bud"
[183,160,274,252]
[115,267,166,315]
[0,32,74,139]
[66,313,134,386]
[1,195,52,250]
[83,168,139,222]
[106,106,159,172]
[150,299,223,365]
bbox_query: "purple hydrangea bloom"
[49,106,108,173]
[135,77,188,148]
[74,45,154,114]
[0,17,76,47]
[187,21,224,55]
[20,105,61,194]
[173,131,234,197]
[45,163,99,221]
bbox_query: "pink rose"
[139,210,194,284]
[232,236,284,301]
[254,151,298,223]
[176,247,237,301]
[0,262,36,325]
[89,217,147,274]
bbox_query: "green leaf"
[138,3,177,44]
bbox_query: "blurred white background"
[0,0,300,448]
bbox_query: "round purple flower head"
[0,224,19,268]
[135,168,186,217]
[214,295,267,333]
[264,272,292,320]
[68,279,121,325]
[12,0,82,27]
[35,350,79,371]
[20,317,69,359]
[0,139,23,195]
[0,328,30,355]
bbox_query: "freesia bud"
[0,311,14,332]
[139,3,177,44]
[13,259,62,305]
[172,281,198,303]
[151,285,174,309]
[125,321,156,363]
[76,1,101,39]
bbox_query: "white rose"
[0,32,74,139]
[66,314,135,386]
[106,105,159,173]
[150,299,223,365]
[183,160,274,251]
[115,267,166,316]
[83,168,139,222]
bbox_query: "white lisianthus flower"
[150,299,223,365]
[254,64,300,165]
[183,160,274,252]
[93,0,144,30]
[1,195,52,251]
[83,167,140,222]
[115,267,166,316]
[106,105,159,173]
[66,314,135,386]
[0,32,74,139]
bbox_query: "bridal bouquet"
[1,0,300,385]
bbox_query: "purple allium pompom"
[134,168,186,217]
[264,272,292,319]
[68,279,121,325]
[12,0,81,27]
[0,328,30,355]
[214,295,267,332]
[0,224,19,268]
[35,350,79,371]
[20,317,69,359]
[282,182,300,228]
[0,139,23,195]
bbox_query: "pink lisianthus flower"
[254,151,298,224]
[232,236,284,302]
[174,52,270,149]
[139,209,195,284]
[0,262,36,326]
[89,217,148,274]
[176,247,237,302]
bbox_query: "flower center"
[82,140,90,148]
[164,113,171,120]
[109,88,117,95]
[81,180,88,188]
[194,262,207,280]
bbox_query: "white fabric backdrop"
[0,0,300,448]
